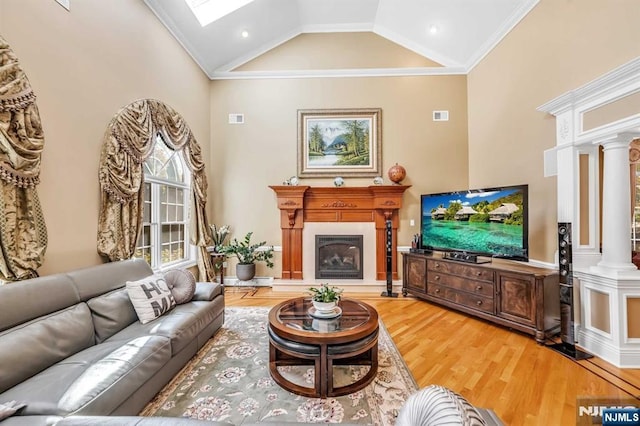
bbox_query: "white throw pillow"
[126,274,176,324]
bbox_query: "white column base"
[575,270,640,368]
[578,326,640,368]
[589,264,638,279]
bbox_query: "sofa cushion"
[396,385,487,426]
[0,336,172,417]
[164,269,196,304]
[105,298,224,355]
[0,274,80,332]
[66,259,154,302]
[0,303,95,393]
[126,275,176,324]
[87,288,138,343]
[192,282,223,302]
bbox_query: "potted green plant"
[218,231,274,281]
[308,283,343,312]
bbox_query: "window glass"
[135,135,191,269]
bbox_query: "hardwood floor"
[224,286,640,425]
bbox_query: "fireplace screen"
[315,235,363,279]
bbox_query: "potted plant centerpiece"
[308,283,343,313]
[218,231,274,281]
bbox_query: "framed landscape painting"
[297,108,382,177]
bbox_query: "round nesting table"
[268,297,379,398]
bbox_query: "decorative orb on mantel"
[388,163,406,184]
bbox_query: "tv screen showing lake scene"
[421,185,528,260]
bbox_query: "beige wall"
[210,75,468,278]
[628,298,640,338]
[583,91,640,131]
[2,0,638,278]
[237,32,443,71]
[0,0,211,275]
[468,0,640,262]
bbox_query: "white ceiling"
[144,0,539,79]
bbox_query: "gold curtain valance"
[0,35,47,282]
[97,99,215,281]
[0,37,44,189]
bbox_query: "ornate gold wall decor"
[97,99,215,281]
[0,35,48,281]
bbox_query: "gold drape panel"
[97,99,215,281]
[0,35,47,282]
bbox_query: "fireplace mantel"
[269,185,410,281]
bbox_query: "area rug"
[141,307,418,425]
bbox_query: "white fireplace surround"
[303,222,376,284]
[271,222,400,292]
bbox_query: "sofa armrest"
[192,282,223,301]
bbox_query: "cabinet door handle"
[475,285,482,291]
[435,288,440,293]
[476,300,483,306]
[475,271,482,276]
[434,275,440,281]
[434,263,440,268]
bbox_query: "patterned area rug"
[141,307,417,424]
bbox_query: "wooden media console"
[402,252,560,343]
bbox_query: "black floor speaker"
[381,219,398,298]
[549,222,592,360]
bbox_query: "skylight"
[185,0,255,27]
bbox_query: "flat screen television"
[421,184,528,261]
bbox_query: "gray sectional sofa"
[0,259,226,425]
[0,258,503,426]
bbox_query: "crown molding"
[214,28,303,74]
[143,0,212,80]
[465,0,539,71]
[372,23,460,68]
[209,66,467,80]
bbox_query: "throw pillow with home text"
[126,274,176,324]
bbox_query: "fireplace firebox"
[315,235,363,279]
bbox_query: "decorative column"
[596,134,638,272]
[269,186,309,279]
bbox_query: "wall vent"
[433,111,449,121]
[228,114,244,124]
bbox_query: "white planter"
[312,300,336,312]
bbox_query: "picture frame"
[297,108,382,178]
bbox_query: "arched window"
[135,135,193,269]
[98,99,216,282]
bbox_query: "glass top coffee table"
[268,297,379,398]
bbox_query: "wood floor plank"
[224,287,640,425]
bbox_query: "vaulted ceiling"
[143,0,539,79]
